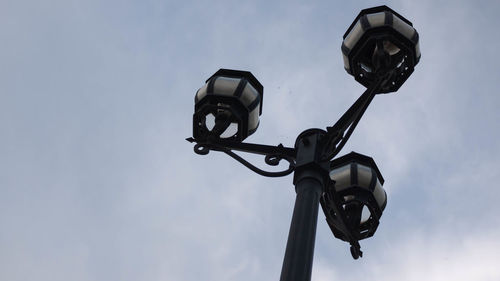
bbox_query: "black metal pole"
[280,129,329,281]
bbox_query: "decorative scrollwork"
[265,154,281,166]
[223,149,295,178]
[193,143,210,155]
[187,138,296,178]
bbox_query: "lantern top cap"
[343,5,413,39]
[206,68,264,96]
[206,68,264,115]
[331,151,385,184]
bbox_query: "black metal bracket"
[188,77,382,178]
[186,138,296,178]
[321,78,382,161]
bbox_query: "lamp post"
[187,5,420,281]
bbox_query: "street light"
[187,5,420,281]
[320,152,387,259]
[193,69,263,142]
[342,5,420,93]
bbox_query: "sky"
[1,0,500,280]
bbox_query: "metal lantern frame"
[193,69,263,142]
[187,5,420,281]
[342,5,421,93]
[320,151,387,259]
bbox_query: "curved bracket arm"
[223,149,295,177]
[323,78,382,160]
[186,138,296,178]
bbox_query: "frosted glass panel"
[373,180,386,209]
[196,84,208,102]
[213,77,240,96]
[367,12,385,27]
[357,164,372,189]
[344,21,363,49]
[240,83,259,107]
[330,165,351,191]
[392,14,415,39]
[248,108,259,131]
[343,54,350,70]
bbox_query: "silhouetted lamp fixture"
[342,5,421,93]
[321,152,386,259]
[187,5,420,281]
[193,69,263,142]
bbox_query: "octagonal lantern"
[342,5,421,93]
[193,69,263,142]
[320,151,386,258]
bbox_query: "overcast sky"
[2,0,500,280]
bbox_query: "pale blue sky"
[1,0,500,280]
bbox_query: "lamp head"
[342,5,421,93]
[320,152,387,258]
[193,69,263,142]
